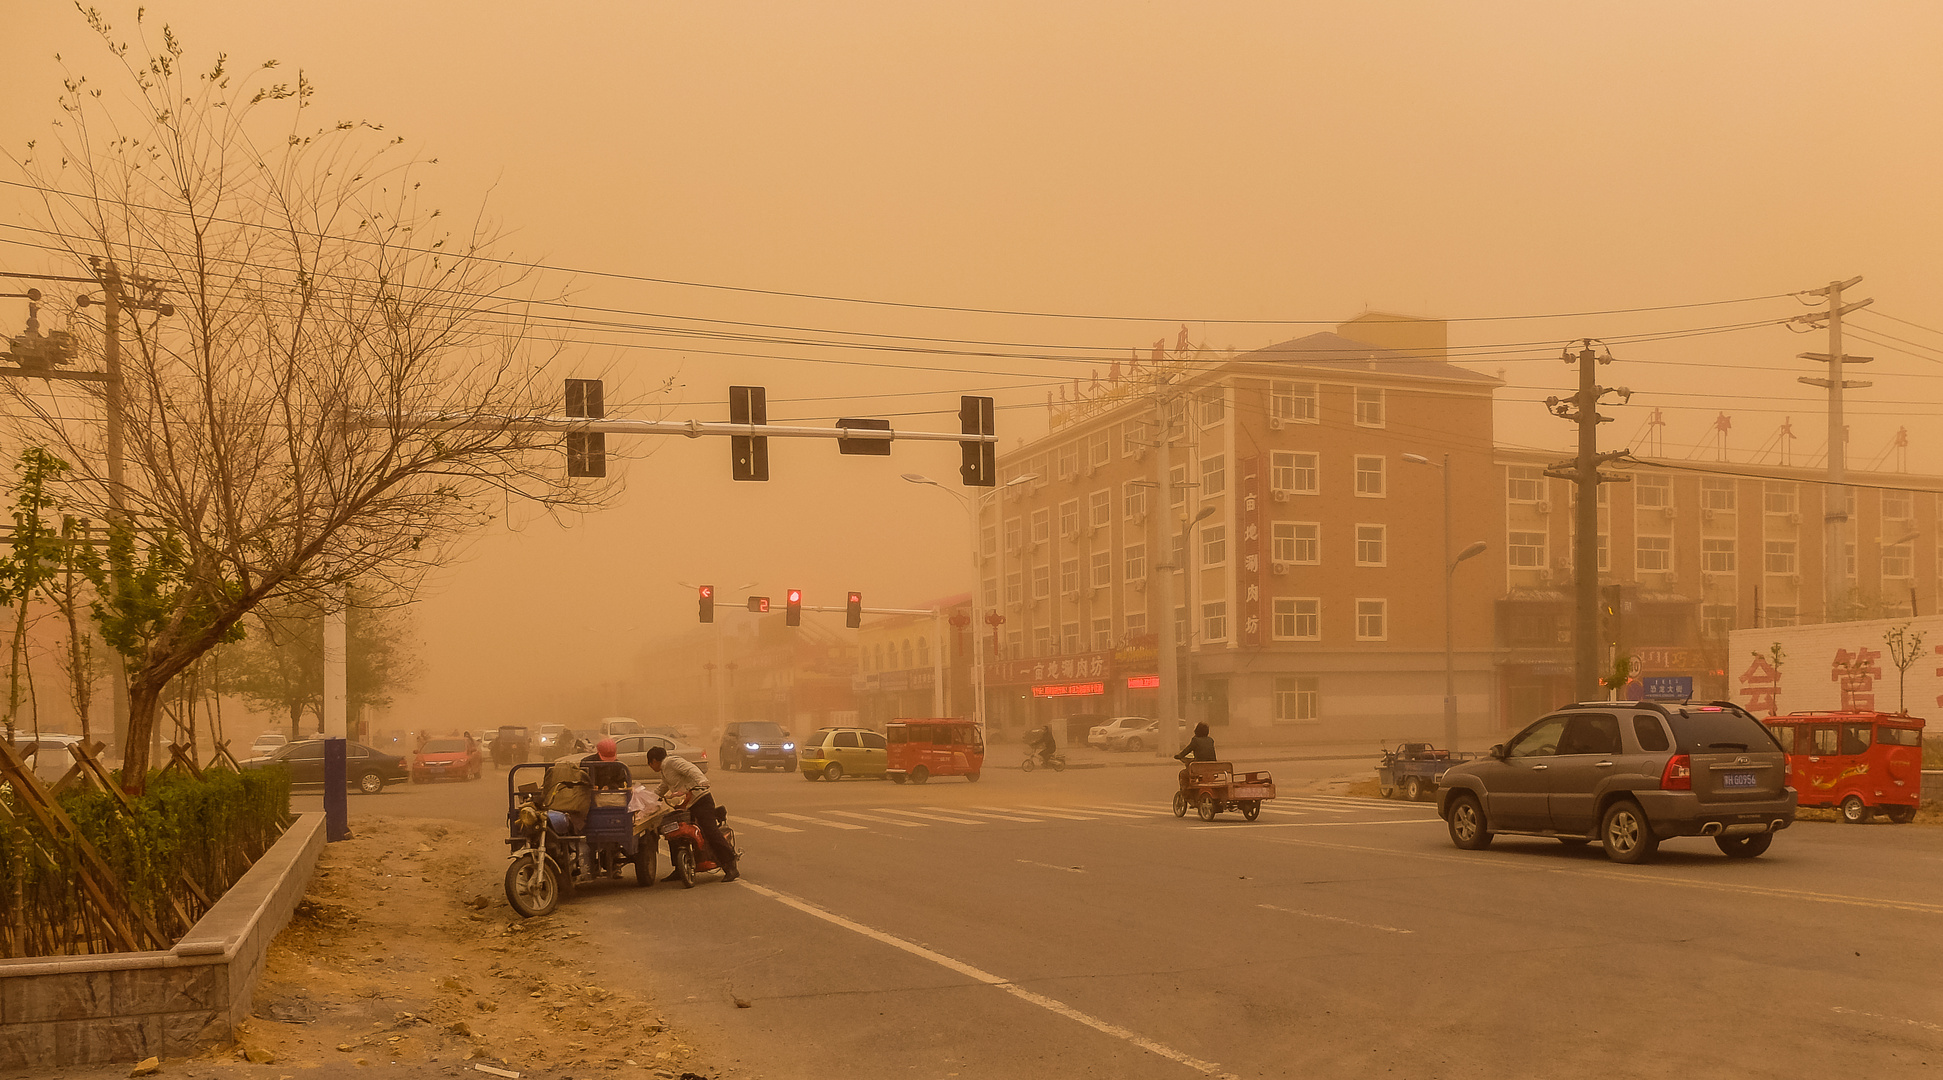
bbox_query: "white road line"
[922,806,1044,823]
[974,805,1096,821]
[742,882,1239,1080]
[827,810,927,828]
[872,807,987,825]
[1198,817,1442,829]
[770,812,867,830]
[1270,802,1352,815]
[1017,859,1085,874]
[1100,802,1173,813]
[736,817,803,834]
[1259,903,1414,935]
[1030,805,1149,819]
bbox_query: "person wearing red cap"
[581,738,629,789]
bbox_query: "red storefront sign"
[987,651,1114,685]
[1032,681,1104,698]
[1126,675,1160,689]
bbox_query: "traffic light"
[698,584,714,623]
[747,596,770,613]
[1600,584,1623,644]
[959,395,995,487]
[786,588,802,627]
[846,591,862,628]
[729,385,769,481]
[565,378,605,478]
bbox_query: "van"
[598,717,643,738]
[1763,712,1924,823]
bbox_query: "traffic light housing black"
[698,584,714,623]
[846,591,862,628]
[1600,584,1623,643]
[786,588,802,626]
[729,385,770,481]
[565,378,605,477]
[959,395,995,487]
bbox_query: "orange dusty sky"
[3,2,1941,729]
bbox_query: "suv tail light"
[1660,754,1692,791]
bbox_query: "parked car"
[598,717,644,738]
[798,727,887,781]
[1087,716,1154,750]
[3,731,82,785]
[719,721,796,771]
[250,732,289,756]
[242,739,408,795]
[491,725,532,766]
[1104,719,1161,753]
[411,737,483,783]
[607,733,711,775]
[1437,700,1796,863]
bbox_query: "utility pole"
[1545,340,1632,702]
[1795,276,1873,622]
[1152,377,1181,759]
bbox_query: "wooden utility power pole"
[1545,340,1631,701]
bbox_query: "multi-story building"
[1495,450,1943,720]
[852,594,974,728]
[984,313,1504,743]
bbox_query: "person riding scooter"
[1173,722,1217,788]
[1028,724,1060,769]
[642,745,738,883]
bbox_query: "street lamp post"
[1177,505,1218,738]
[902,472,1037,740]
[1404,454,1487,751]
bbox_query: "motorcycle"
[656,801,741,888]
[1021,750,1066,772]
[502,762,654,918]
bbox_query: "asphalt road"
[300,759,1943,1080]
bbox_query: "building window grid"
[1702,538,1736,573]
[1355,456,1385,497]
[1636,535,1672,572]
[1764,483,1797,516]
[1203,601,1228,643]
[1124,543,1147,582]
[1030,509,1051,545]
[1032,564,1051,600]
[1123,484,1148,522]
[1057,443,1080,481]
[1005,572,1022,607]
[1004,517,1022,553]
[1060,558,1080,595]
[1200,454,1226,498]
[1091,617,1113,651]
[1271,381,1319,423]
[981,522,998,558]
[1355,524,1386,566]
[1199,389,1225,427]
[1201,525,1227,567]
[983,577,999,611]
[1355,599,1387,641]
[1272,521,1320,565]
[1635,475,1671,508]
[1354,387,1385,427]
[1765,540,1797,576]
[1883,543,1915,579]
[1089,550,1112,589]
[1087,431,1111,471]
[1509,531,1547,569]
[1506,466,1544,503]
[1124,611,1147,640]
[1275,676,1320,722]
[1700,478,1736,511]
[1272,597,1320,640]
[1271,451,1318,494]
[1058,500,1081,538]
[1088,489,1111,529]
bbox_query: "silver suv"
[1437,701,1796,863]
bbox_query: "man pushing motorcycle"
[642,745,739,883]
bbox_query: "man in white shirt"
[644,746,738,882]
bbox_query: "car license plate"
[1723,772,1756,788]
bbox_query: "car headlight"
[745,743,760,751]
[782,743,794,751]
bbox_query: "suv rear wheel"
[1446,793,1492,850]
[1600,800,1659,864]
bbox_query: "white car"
[4,731,83,784]
[1087,716,1155,751]
[250,732,288,756]
[1104,719,1162,753]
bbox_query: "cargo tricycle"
[1172,760,1277,821]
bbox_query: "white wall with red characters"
[1728,616,1943,719]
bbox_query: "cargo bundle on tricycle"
[1376,742,1479,801]
[1172,760,1277,821]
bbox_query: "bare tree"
[7,12,610,792]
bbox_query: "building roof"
[1235,331,1501,385]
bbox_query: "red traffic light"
[785,588,802,626]
[845,591,862,629]
[698,584,714,623]
[788,589,802,604]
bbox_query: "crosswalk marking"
[827,810,927,828]
[736,816,804,834]
[872,807,987,825]
[771,812,867,830]
[923,806,1044,823]
[973,805,1095,821]
[1031,805,1149,820]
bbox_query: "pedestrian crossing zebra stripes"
[728,795,1436,837]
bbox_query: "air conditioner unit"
[1702,571,1717,586]
[1661,505,1677,519]
[1133,448,1150,461]
[1130,512,1147,526]
[1060,528,1078,540]
[1701,508,1715,523]
[1063,591,1080,602]
[1130,580,1147,592]
[1536,568,1552,585]
[1534,501,1551,514]
[1271,562,1290,575]
[1267,417,1284,431]
[1786,573,1801,585]
[1272,490,1291,503]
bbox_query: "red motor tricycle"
[1172,760,1278,821]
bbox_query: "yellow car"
[798,727,888,781]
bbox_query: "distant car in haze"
[411,737,483,783]
[241,739,406,795]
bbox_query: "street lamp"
[1175,504,1218,753]
[901,471,1037,738]
[1403,453,1487,751]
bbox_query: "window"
[1123,484,1148,522]
[916,637,929,667]
[1029,454,1047,483]
[1062,622,1081,653]
[1635,474,1670,508]
[1765,606,1798,628]
[983,577,999,610]
[1272,597,1320,640]
[862,731,887,751]
[1007,630,1023,659]
[1883,490,1914,521]
[1175,606,1188,643]
[1202,601,1228,642]
[1092,617,1113,651]
[1198,388,1225,426]
[1032,626,1051,655]
[1032,564,1051,600]
[1124,543,1147,582]
[1701,477,1736,511]
[1271,451,1318,494]
[1355,599,1386,640]
[1059,499,1081,538]
[1636,535,1671,572]
[1200,454,1226,497]
[1884,542,1914,579]
[1088,489,1111,529]
[1005,572,1022,607]
[1354,386,1384,426]
[1124,611,1146,640]
[980,522,998,559]
[1121,420,1148,457]
[1702,538,1736,573]
[1701,604,1736,638]
[1507,465,1544,503]
[1764,483,1797,516]
[1060,558,1080,595]
[1271,381,1319,423]
[1170,464,1187,509]
[1274,676,1319,722]
[1090,550,1112,589]
[1355,524,1386,566]
[1201,525,1227,566]
[1030,509,1051,545]
[1057,443,1080,480]
[1354,456,1385,497]
[1004,517,1022,553]
[1508,531,1547,569]
[834,729,859,749]
[1087,431,1111,471]
[1272,522,1320,565]
[1599,533,1609,572]
[1765,540,1797,575]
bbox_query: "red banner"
[1125,675,1160,689]
[1032,681,1105,698]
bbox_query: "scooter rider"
[1173,722,1217,787]
[642,745,738,883]
[1029,724,1060,768]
